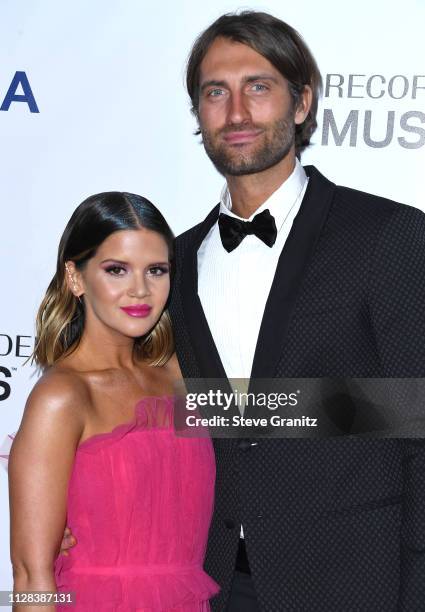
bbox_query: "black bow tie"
[218,208,277,253]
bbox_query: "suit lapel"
[249,165,336,381]
[180,205,229,381]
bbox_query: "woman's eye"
[105,266,126,276]
[147,266,169,276]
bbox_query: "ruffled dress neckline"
[77,395,175,454]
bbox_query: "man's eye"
[148,266,169,276]
[105,266,126,276]
[208,88,224,97]
[251,83,268,92]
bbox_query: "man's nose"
[226,91,250,125]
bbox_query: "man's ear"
[294,85,313,125]
[64,261,84,298]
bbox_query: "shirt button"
[238,439,259,450]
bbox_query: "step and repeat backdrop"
[1,0,424,597]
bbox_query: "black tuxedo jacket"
[168,166,425,611]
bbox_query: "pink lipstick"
[120,304,152,318]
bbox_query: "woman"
[9,192,219,611]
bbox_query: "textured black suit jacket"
[168,166,425,611]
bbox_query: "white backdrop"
[1,0,424,599]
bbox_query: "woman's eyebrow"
[100,259,128,264]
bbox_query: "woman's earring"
[65,263,82,304]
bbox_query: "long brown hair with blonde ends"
[34,192,174,368]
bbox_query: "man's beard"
[200,113,296,177]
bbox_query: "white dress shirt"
[197,159,308,538]
[197,159,308,379]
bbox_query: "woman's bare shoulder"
[21,366,90,440]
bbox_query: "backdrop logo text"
[321,74,425,149]
[0,334,35,402]
[0,71,39,113]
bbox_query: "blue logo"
[1,71,39,113]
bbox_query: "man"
[62,11,425,611]
[169,11,425,611]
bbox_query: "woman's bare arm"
[8,371,85,611]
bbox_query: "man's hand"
[60,526,76,556]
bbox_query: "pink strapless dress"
[54,396,219,611]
